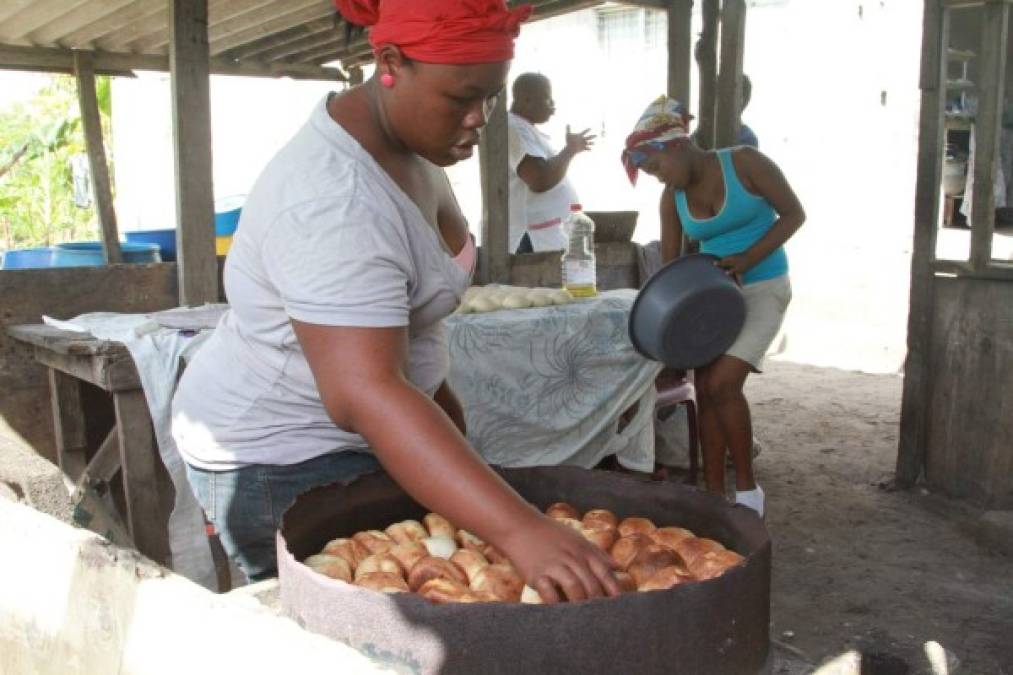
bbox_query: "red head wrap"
[334,0,533,64]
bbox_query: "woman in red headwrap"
[172,0,619,602]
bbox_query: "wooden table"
[7,324,171,565]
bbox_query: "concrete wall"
[924,276,1013,508]
[0,498,393,674]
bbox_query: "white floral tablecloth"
[446,289,664,472]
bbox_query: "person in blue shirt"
[622,95,805,517]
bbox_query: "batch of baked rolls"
[301,503,745,604]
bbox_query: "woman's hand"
[716,253,752,284]
[500,513,621,603]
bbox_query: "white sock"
[735,484,765,517]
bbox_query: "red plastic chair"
[653,371,700,484]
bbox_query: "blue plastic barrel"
[214,195,245,237]
[52,241,161,267]
[125,229,177,262]
[1,247,55,269]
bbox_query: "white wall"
[111,74,337,232]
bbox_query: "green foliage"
[0,74,114,252]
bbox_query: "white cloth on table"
[445,289,663,472]
[43,310,221,590]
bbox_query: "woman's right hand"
[500,513,621,603]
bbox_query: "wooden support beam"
[932,259,1013,281]
[715,0,747,149]
[287,38,347,66]
[667,0,694,107]
[139,0,327,55]
[114,390,170,565]
[526,0,606,23]
[169,0,219,306]
[0,0,86,41]
[27,0,137,46]
[48,369,89,483]
[944,0,1013,7]
[74,50,123,264]
[0,0,39,28]
[209,2,335,57]
[479,97,511,285]
[94,4,165,51]
[127,0,283,54]
[897,0,949,486]
[60,1,162,49]
[969,1,1008,269]
[0,43,346,80]
[618,0,670,8]
[251,26,346,63]
[219,16,337,62]
[696,0,720,150]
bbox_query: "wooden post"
[896,0,949,485]
[479,96,510,284]
[114,390,170,565]
[73,50,122,264]
[715,0,746,149]
[696,0,720,150]
[48,369,89,483]
[169,0,219,306]
[667,0,693,107]
[969,1,1008,269]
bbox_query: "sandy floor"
[731,360,1013,674]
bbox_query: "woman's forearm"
[744,212,804,268]
[345,376,539,548]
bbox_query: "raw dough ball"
[502,293,532,309]
[549,290,574,305]
[527,289,553,307]
[468,297,498,313]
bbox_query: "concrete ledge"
[0,499,393,675]
[0,434,72,525]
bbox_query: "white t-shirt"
[507,113,578,253]
[171,95,471,470]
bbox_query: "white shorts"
[726,275,792,372]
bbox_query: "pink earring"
[380,73,395,88]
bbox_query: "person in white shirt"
[507,73,594,253]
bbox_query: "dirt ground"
[727,360,1013,674]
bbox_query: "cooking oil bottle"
[561,204,597,297]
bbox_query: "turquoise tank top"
[675,149,787,285]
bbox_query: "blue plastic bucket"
[214,195,245,237]
[1,247,55,269]
[52,241,162,267]
[125,229,177,262]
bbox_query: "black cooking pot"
[629,253,746,369]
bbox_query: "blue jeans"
[185,451,383,582]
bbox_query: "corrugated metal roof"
[0,0,630,80]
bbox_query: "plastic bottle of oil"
[561,204,597,298]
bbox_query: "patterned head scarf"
[333,0,533,64]
[621,95,692,185]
